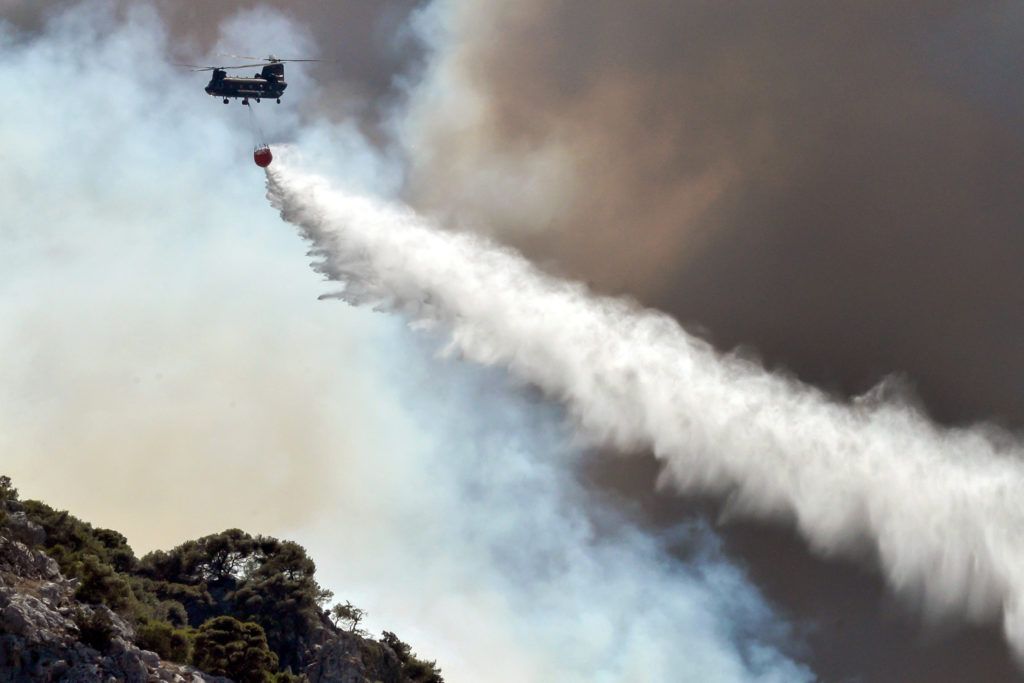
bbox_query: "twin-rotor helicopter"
[180,53,319,105]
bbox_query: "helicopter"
[181,54,319,105]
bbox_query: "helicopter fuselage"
[205,65,288,103]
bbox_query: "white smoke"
[0,3,812,681]
[267,156,1024,662]
[295,339,812,682]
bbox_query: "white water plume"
[267,156,1024,661]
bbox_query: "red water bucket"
[254,145,273,168]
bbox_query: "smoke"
[268,156,1024,662]
[0,0,391,544]
[398,0,1024,426]
[297,340,812,682]
[8,0,1022,676]
[0,3,815,680]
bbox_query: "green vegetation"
[137,528,334,671]
[135,619,192,663]
[191,615,279,682]
[20,498,137,587]
[330,600,367,634]
[0,475,15,527]
[72,607,117,652]
[383,631,445,683]
[0,474,443,682]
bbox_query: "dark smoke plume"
[402,0,1024,425]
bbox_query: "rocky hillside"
[0,476,442,683]
[0,532,225,682]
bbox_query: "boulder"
[0,536,60,583]
[3,511,45,548]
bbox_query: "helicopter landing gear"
[223,98,229,104]
[276,98,281,104]
[256,97,261,103]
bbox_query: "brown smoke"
[403,0,1024,425]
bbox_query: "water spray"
[266,161,1024,664]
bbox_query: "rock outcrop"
[304,628,405,683]
[0,534,226,683]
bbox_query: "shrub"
[137,620,193,664]
[0,475,17,505]
[74,608,116,652]
[168,627,193,664]
[137,620,173,659]
[382,631,444,683]
[73,553,135,611]
[192,615,279,682]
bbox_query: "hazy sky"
[3,0,1024,680]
